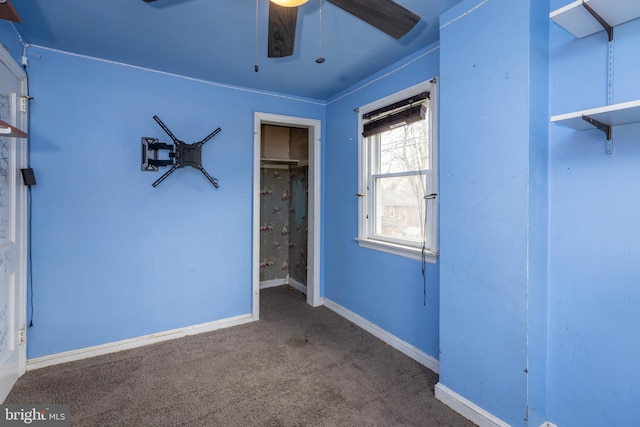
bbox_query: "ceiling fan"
[267,0,420,58]
[143,0,420,59]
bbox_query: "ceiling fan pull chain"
[316,0,325,64]
[254,0,259,72]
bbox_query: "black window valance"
[362,91,429,138]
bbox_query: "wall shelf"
[550,0,640,39]
[0,119,27,138]
[260,158,301,169]
[550,1,640,154]
[260,158,300,165]
[551,100,640,152]
[551,99,640,130]
[0,0,21,23]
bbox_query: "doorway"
[253,113,321,318]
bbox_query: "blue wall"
[548,0,640,425]
[438,0,549,425]
[0,21,25,65]
[323,44,441,361]
[24,47,324,358]
[527,1,551,424]
[6,1,640,424]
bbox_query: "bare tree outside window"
[370,104,431,244]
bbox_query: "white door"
[0,46,28,403]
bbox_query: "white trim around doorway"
[252,112,322,319]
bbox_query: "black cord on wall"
[27,184,33,327]
[22,62,35,328]
[421,208,428,306]
[9,25,36,327]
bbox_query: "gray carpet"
[6,286,475,426]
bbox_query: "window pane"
[374,174,427,243]
[378,115,429,174]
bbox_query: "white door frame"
[253,112,322,317]
[0,44,28,402]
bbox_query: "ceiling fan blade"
[268,3,298,58]
[327,0,420,39]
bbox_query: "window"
[356,79,438,262]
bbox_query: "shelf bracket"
[581,0,613,41]
[581,114,613,154]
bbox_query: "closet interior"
[259,124,309,290]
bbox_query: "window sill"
[355,238,438,263]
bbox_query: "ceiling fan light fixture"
[270,0,309,7]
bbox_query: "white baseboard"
[435,383,510,427]
[260,278,287,289]
[322,298,439,374]
[287,278,306,293]
[260,278,306,294]
[27,313,255,371]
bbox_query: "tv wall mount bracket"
[141,115,221,188]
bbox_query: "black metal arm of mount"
[198,127,222,146]
[153,115,184,145]
[152,164,179,188]
[198,165,219,189]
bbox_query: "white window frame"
[355,78,439,263]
